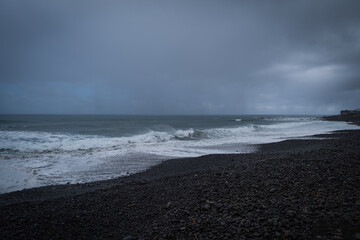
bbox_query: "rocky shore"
[1,129,360,239]
[323,109,360,125]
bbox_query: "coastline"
[1,128,360,239]
[322,113,360,126]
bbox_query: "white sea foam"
[1,119,359,193]
[174,128,195,139]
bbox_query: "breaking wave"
[1,119,359,157]
[1,117,360,193]
[233,118,242,122]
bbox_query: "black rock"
[202,204,210,210]
[355,233,360,240]
[287,210,296,218]
[269,188,276,193]
[123,236,137,240]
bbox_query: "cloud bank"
[1,0,360,114]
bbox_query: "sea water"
[0,115,359,193]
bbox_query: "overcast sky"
[1,0,359,114]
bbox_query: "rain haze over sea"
[1,0,360,115]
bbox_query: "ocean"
[1,114,359,193]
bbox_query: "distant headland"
[323,108,360,125]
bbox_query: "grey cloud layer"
[1,0,359,114]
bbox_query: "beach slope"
[1,130,360,239]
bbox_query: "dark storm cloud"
[1,0,360,114]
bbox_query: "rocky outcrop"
[323,109,360,125]
[340,109,360,117]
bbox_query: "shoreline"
[0,116,355,197]
[0,115,356,196]
[1,129,360,239]
[0,129,350,204]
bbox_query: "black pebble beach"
[1,128,360,239]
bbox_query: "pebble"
[269,188,276,193]
[202,204,210,210]
[287,210,296,217]
[355,233,360,240]
[183,210,190,215]
[123,236,137,240]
